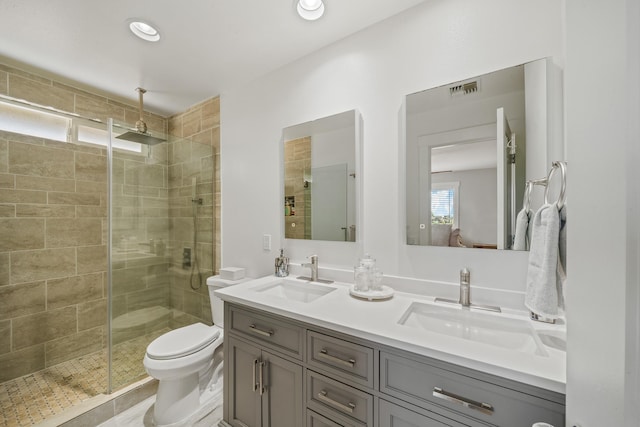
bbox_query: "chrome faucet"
[296,254,333,283]
[434,268,501,313]
[304,254,319,282]
[459,267,471,307]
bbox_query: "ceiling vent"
[449,80,479,97]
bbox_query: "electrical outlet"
[182,247,191,268]
[263,234,271,251]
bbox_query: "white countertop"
[215,275,566,394]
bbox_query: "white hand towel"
[513,208,532,250]
[525,202,561,318]
[556,204,567,309]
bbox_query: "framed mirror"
[405,58,562,250]
[283,110,360,242]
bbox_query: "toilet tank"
[206,275,250,327]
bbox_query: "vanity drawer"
[228,305,304,359]
[307,331,374,388]
[307,409,366,427]
[380,351,565,427]
[378,399,468,427]
[307,370,373,426]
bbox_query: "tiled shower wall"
[0,63,167,383]
[284,136,311,240]
[167,98,219,327]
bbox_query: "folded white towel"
[513,208,532,250]
[525,202,561,318]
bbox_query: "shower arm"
[135,88,148,133]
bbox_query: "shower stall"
[0,94,217,426]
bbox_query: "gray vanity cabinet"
[222,303,566,427]
[226,335,303,427]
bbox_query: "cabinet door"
[261,350,303,427]
[379,400,461,427]
[227,336,262,427]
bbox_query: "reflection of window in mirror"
[431,182,459,226]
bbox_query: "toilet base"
[154,373,200,426]
[151,377,224,427]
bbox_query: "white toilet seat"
[147,323,221,360]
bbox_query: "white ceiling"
[0,0,425,116]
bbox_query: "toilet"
[143,275,248,426]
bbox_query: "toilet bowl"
[143,275,248,426]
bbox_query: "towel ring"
[544,161,567,208]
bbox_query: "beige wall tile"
[12,306,76,350]
[0,70,7,95]
[47,273,103,310]
[8,141,75,178]
[48,191,101,205]
[0,252,8,286]
[45,327,102,367]
[127,288,169,312]
[0,320,10,354]
[16,204,75,217]
[11,247,76,284]
[78,298,107,331]
[75,152,107,182]
[183,290,203,319]
[0,281,45,320]
[46,218,102,247]
[8,75,74,112]
[201,97,220,130]
[0,204,15,217]
[15,175,74,192]
[0,188,47,204]
[192,129,212,147]
[0,344,45,383]
[75,94,125,122]
[182,109,202,137]
[0,64,50,84]
[0,139,7,173]
[168,116,182,137]
[0,173,14,188]
[0,218,45,251]
[112,266,146,296]
[124,163,165,188]
[170,140,191,165]
[76,180,107,194]
[76,205,107,218]
[78,245,107,274]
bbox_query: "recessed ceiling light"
[297,0,325,21]
[128,20,160,42]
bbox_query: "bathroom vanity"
[217,276,566,427]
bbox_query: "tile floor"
[0,329,168,427]
[96,394,223,427]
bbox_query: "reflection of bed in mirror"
[405,57,564,251]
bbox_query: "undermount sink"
[252,278,337,303]
[398,302,548,357]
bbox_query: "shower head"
[115,87,166,145]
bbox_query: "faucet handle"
[308,254,318,264]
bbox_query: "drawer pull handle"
[432,387,494,416]
[252,359,259,392]
[319,349,356,368]
[249,324,274,337]
[317,390,356,414]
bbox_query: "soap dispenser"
[275,249,289,277]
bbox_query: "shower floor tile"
[0,328,169,427]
